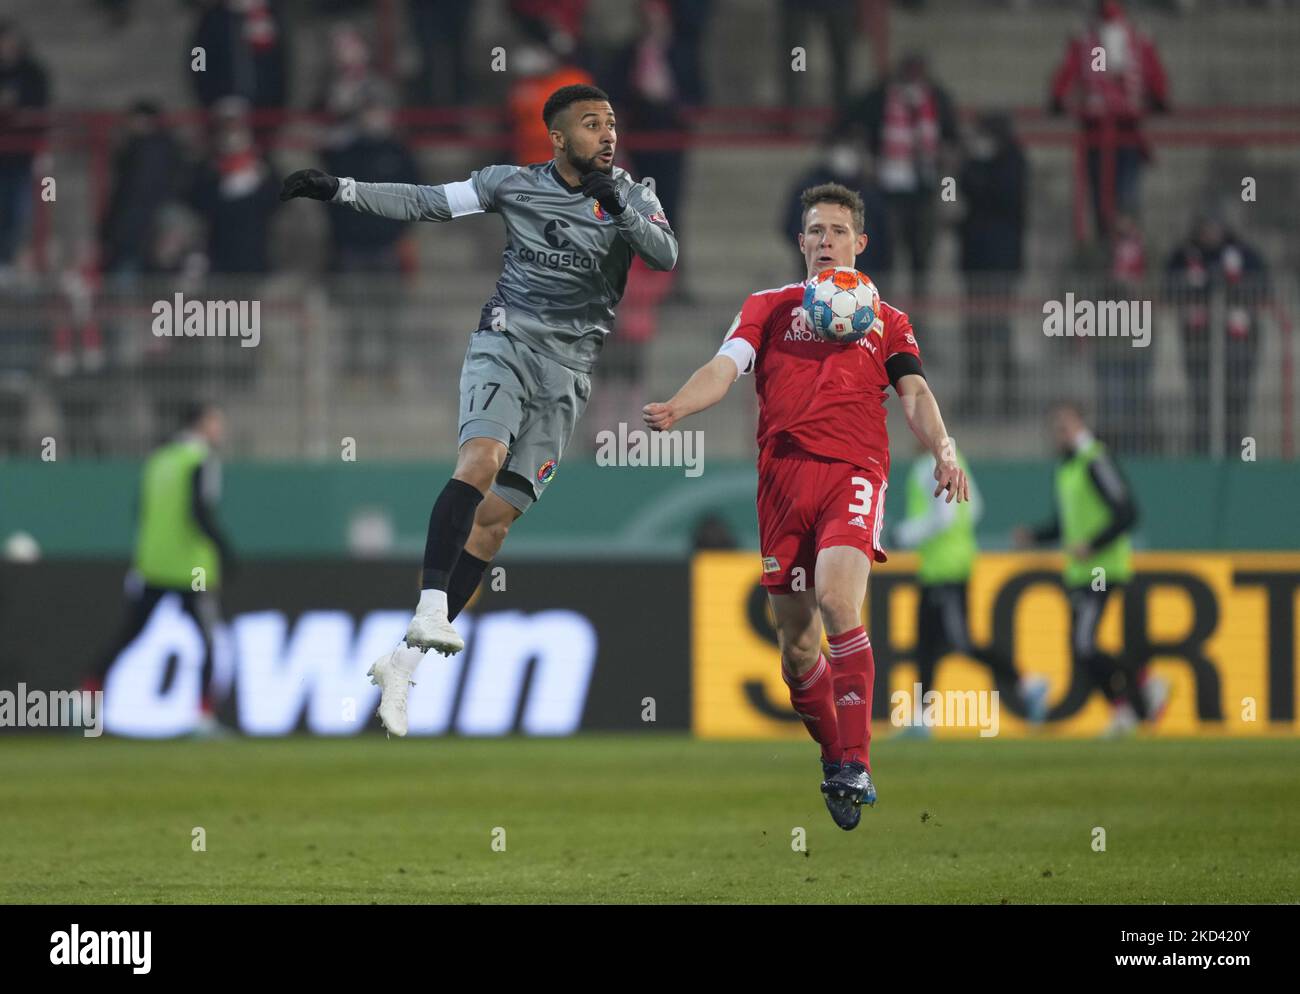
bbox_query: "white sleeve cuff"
[717,338,756,379]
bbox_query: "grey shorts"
[458,330,592,512]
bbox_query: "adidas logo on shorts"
[847,515,867,529]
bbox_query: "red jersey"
[718,281,922,475]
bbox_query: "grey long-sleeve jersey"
[332,162,678,373]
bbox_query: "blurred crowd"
[0,0,1286,457]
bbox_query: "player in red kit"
[644,183,969,830]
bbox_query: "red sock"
[783,654,840,764]
[826,626,875,770]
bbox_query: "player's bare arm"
[895,372,970,504]
[643,354,737,431]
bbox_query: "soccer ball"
[802,267,881,344]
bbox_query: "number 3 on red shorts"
[848,476,874,515]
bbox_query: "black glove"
[280,169,340,202]
[580,170,624,216]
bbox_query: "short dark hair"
[542,84,611,129]
[800,182,865,234]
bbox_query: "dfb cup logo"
[537,459,558,485]
[592,201,612,222]
[802,267,881,344]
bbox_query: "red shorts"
[757,441,888,594]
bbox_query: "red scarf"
[1076,18,1145,119]
[878,82,939,192]
[242,0,277,53]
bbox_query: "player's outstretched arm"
[280,168,497,222]
[643,355,737,432]
[895,373,970,504]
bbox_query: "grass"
[1,735,1297,904]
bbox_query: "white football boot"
[403,605,464,656]
[367,643,427,737]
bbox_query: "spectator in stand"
[146,204,207,281]
[100,101,187,278]
[322,93,421,377]
[667,0,712,108]
[778,0,857,110]
[782,138,891,279]
[1049,0,1169,240]
[957,111,1026,418]
[101,205,207,371]
[507,44,595,166]
[189,98,280,274]
[0,21,50,268]
[314,23,376,125]
[408,0,476,106]
[189,0,289,112]
[840,52,958,313]
[1164,212,1269,456]
[510,0,590,66]
[607,0,687,271]
[98,111,205,372]
[46,239,105,379]
[1093,213,1156,454]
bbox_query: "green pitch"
[1,736,1297,904]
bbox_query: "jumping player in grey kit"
[280,84,677,735]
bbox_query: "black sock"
[447,552,490,622]
[420,479,483,590]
